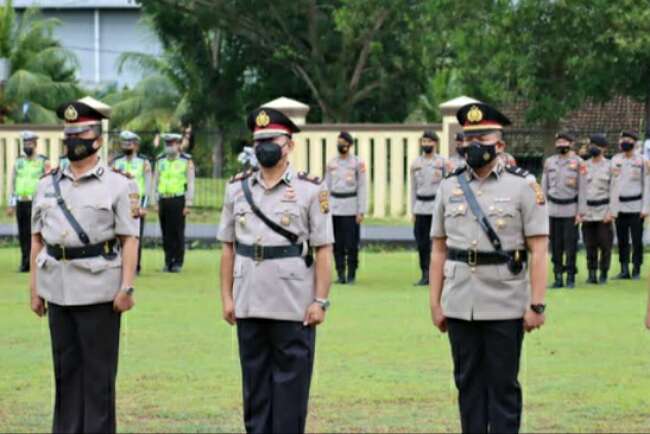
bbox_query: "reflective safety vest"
[157,156,188,196]
[113,155,147,194]
[15,156,46,198]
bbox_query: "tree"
[0,0,81,123]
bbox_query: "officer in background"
[496,139,517,166]
[449,132,466,170]
[579,134,619,284]
[430,103,548,434]
[111,131,152,273]
[29,97,139,433]
[59,144,70,171]
[541,132,583,289]
[325,131,368,284]
[218,107,333,434]
[152,133,195,272]
[7,131,50,272]
[410,130,449,285]
[611,130,649,279]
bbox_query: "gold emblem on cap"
[64,105,78,121]
[256,110,270,128]
[467,105,483,124]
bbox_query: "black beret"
[456,102,511,133]
[247,107,300,140]
[422,130,439,141]
[620,130,638,141]
[590,134,608,147]
[338,131,354,145]
[555,132,575,142]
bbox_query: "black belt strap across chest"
[241,178,299,244]
[416,194,436,201]
[331,191,357,198]
[548,195,578,205]
[46,239,117,260]
[620,194,642,202]
[52,171,90,245]
[456,174,503,251]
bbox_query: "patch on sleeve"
[529,181,546,205]
[129,192,140,218]
[319,190,330,214]
[579,162,587,175]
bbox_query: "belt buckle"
[253,244,263,262]
[467,248,478,267]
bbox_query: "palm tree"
[0,0,82,123]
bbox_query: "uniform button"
[471,267,476,273]
[472,240,478,245]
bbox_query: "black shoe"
[162,265,171,272]
[550,273,564,289]
[337,275,347,284]
[632,265,641,280]
[170,265,181,273]
[18,265,29,273]
[347,272,356,285]
[599,270,608,284]
[586,270,598,284]
[414,276,429,286]
[615,264,630,279]
[566,274,575,289]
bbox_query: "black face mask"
[457,146,466,157]
[337,144,350,154]
[23,147,34,157]
[64,137,98,162]
[255,140,283,168]
[422,146,434,154]
[589,145,602,157]
[621,141,634,152]
[464,141,497,169]
[557,146,570,155]
[123,148,134,156]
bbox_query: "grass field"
[1,248,650,433]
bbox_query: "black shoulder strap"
[241,178,299,245]
[52,171,91,245]
[456,173,503,252]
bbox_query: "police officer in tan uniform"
[218,107,333,434]
[29,97,140,433]
[496,139,517,167]
[611,130,649,279]
[449,132,466,170]
[430,103,548,434]
[541,132,583,288]
[410,130,449,285]
[325,131,368,284]
[579,134,619,284]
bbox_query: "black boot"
[566,273,575,289]
[599,270,608,284]
[615,263,630,279]
[632,265,641,280]
[414,270,429,286]
[550,273,564,289]
[586,269,598,284]
[336,269,347,284]
[347,269,356,285]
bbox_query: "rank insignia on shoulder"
[298,171,322,184]
[112,167,133,179]
[319,190,330,214]
[529,181,546,205]
[505,165,529,178]
[229,169,253,183]
[447,166,466,178]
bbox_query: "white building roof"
[13,0,140,8]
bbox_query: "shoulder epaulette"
[112,167,133,179]
[229,169,254,184]
[42,167,58,179]
[446,166,466,178]
[505,165,530,178]
[297,171,322,184]
[180,152,192,160]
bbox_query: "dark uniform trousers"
[159,196,186,269]
[615,212,644,268]
[548,217,578,275]
[581,221,613,272]
[332,215,360,277]
[414,214,433,274]
[16,200,33,270]
[237,318,315,434]
[447,318,524,434]
[137,215,145,272]
[48,302,121,434]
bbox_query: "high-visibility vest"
[157,156,189,196]
[15,156,46,198]
[113,155,147,195]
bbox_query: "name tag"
[494,197,511,203]
[449,196,464,203]
[44,191,56,198]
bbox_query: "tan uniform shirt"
[325,154,368,216]
[579,157,619,221]
[218,165,334,322]
[410,154,449,215]
[431,162,549,321]
[31,162,140,306]
[541,153,583,217]
[448,154,466,171]
[611,153,650,214]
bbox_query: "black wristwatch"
[121,287,135,296]
[530,303,546,314]
[314,298,330,311]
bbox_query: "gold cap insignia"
[256,110,270,128]
[467,105,483,124]
[64,105,78,121]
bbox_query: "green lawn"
[1,248,649,433]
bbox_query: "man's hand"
[113,291,135,313]
[603,213,613,224]
[575,214,583,225]
[641,212,648,219]
[6,207,15,217]
[31,294,46,317]
[183,207,190,216]
[431,304,447,333]
[524,309,545,332]
[303,302,326,326]
[223,298,236,325]
[356,213,364,224]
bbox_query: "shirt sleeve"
[9,163,17,206]
[357,159,368,214]
[31,178,46,234]
[114,179,141,237]
[410,162,417,214]
[152,161,160,204]
[308,184,334,246]
[608,160,619,217]
[540,161,549,195]
[217,183,235,243]
[185,159,195,206]
[142,159,152,208]
[643,160,650,215]
[577,162,587,216]
[521,179,549,237]
[430,180,447,238]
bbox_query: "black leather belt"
[236,243,303,261]
[587,198,609,206]
[620,194,642,202]
[416,194,436,202]
[548,195,578,205]
[331,191,357,198]
[447,248,528,266]
[46,239,118,260]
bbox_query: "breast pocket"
[273,204,304,235]
[77,200,114,230]
[234,201,254,229]
[487,204,519,244]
